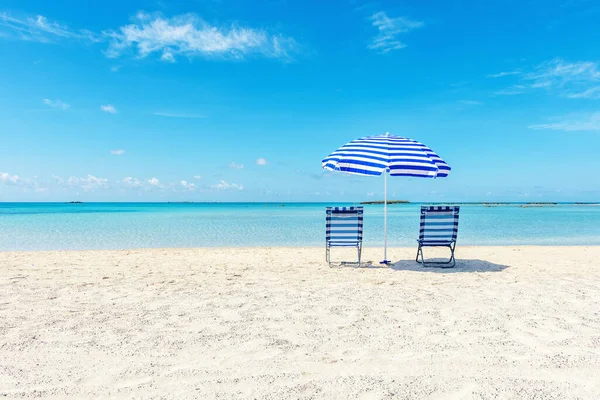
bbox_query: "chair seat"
[417,239,455,246]
[328,241,360,247]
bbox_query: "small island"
[66,201,83,204]
[360,200,410,205]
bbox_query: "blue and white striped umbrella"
[322,133,451,264]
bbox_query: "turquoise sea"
[1,202,600,251]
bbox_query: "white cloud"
[180,180,196,191]
[43,98,70,110]
[529,112,600,132]
[110,149,125,155]
[0,172,45,190]
[147,177,160,186]
[193,175,202,180]
[161,50,175,62]
[101,104,117,113]
[152,111,206,118]
[368,11,423,53]
[66,175,109,191]
[0,13,101,43]
[0,172,22,186]
[488,71,521,78]
[103,12,297,62]
[122,177,142,187]
[256,158,268,165]
[110,65,121,72]
[211,180,243,191]
[229,162,244,169]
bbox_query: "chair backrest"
[419,206,460,243]
[326,206,364,246]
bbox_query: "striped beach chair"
[326,206,363,267]
[416,206,460,268]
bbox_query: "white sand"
[1,246,600,399]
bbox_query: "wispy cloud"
[193,175,202,180]
[493,85,527,96]
[103,12,298,62]
[152,111,206,118]
[229,162,244,169]
[2,12,298,63]
[566,86,600,99]
[101,104,117,113]
[529,112,600,131]
[368,11,423,53]
[494,59,600,98]
[43,98,70,110]
[66,175,109,191]
[0,13,101,43]
[488,71,521,78]
[525,59,600,95]
[110,149,125,155]
[211,180,243,191]
[256,158,268,165]
[110,65,121,72]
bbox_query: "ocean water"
[1,202,600,251]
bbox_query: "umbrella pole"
[381,171,390,265]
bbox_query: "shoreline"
[2,244,600,254]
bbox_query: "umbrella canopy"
[322,133,450,177]
[322,133,451,264]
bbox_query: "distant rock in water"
[360,200,410,205]
[521,202,558,208]
[67,201,83,204]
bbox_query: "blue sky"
[1,0,600,202]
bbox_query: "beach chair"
[326,206,363,267]
[416,206,460,268]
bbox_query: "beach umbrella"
[322,133,451,264]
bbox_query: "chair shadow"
[330,259,510,273]
[389,258,510,273]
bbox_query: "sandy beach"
[1,246,600,399]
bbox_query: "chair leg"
[447,243,456,268]
[438,243,456,268]
[417,245,456,268]
[357,244,362,266]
